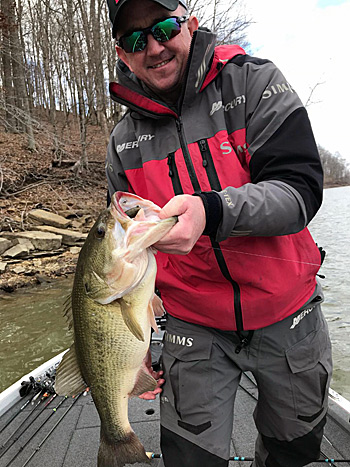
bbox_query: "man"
[105,0,332,466]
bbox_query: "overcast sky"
[244,0,350,163]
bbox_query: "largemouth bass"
[55,192,176,467]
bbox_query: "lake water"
[0,186,349,399]
[308,186,350,400]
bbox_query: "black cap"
[107,0,188,38]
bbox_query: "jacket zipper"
[198,139,221,189]
[197,138,245,345]
[167,152,183,195]
[175,117,201,193]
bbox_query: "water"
[0,278,73,393]
[309,185,350,400]
[0,186,349,399]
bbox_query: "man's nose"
[146,33,166,54]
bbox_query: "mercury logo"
[117,134,155,153]
[210,95,246,116]
[290,307,314,329]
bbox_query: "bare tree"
[0,0,253,173]
[188,0,252,48]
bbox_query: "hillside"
[0,125,108,292]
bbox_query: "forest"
[0,0,349,211]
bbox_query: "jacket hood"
[109,28,245,117]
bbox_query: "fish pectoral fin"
[129,366,157,397]
[54,344,87,396]
[119,297,145,342]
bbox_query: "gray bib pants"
[159,293,332,467]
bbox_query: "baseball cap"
[107,0,188,38]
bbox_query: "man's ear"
[115,44,134,72]
[188,15,199,37]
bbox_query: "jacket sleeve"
[201,58,323,243]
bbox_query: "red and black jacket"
[106,28,323,331]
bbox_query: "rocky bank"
[0,208,94,292]
[0,125,107,294]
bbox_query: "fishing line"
[202,244,324,268]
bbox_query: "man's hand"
[154,195,206,255]
[138,350,165,400]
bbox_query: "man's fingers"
[138,378,165,400]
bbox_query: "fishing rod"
[0,392,56,459]
[0,370,56,438]
[20,392,84,467]
[0,388,42,435]
[5,394,68,467]
[146,453,350,464]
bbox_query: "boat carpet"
[0,373,349,467]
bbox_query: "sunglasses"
[117,15,189,53]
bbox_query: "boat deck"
[1,370,350,467]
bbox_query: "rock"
[69,246,81,255]
[28,209,71,229]
[4,244,30,258]
[0,262,7,273]
[11,231,62,251]
[35,274,52,284]
[32,225,87,246]
[13,266,26,274]
[0,238,12,255]
[17,238,35,252]
[70,220,83,230]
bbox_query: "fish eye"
[95,224,106,239]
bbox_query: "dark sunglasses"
[116,15,189,53]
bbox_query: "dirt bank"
[0,125,107,293]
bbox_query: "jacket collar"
[109,29,245,117]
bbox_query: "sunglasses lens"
[119,17,184,53]
[122,31,147,53]
[152,18,181,42]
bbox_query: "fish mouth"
[112,191,161,221]
[110,192,177,261]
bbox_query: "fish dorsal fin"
[148,293,166,334]
[63,294,73,330]
[119,297,145,342]
[129,365,157,397]
[151,293,165,317]
[55,344,87,396]
[148,301,159,334]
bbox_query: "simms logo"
[263,82,294,99]
[220,141,247,155]
[210,95,246,116]
[117,134,155,153]
[164,332,193,347]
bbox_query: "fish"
[54,192,177,467]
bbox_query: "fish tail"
[98,429,150,467]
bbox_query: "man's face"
[115,0,198,101]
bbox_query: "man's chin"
[148,80,183,104]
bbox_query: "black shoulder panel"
[249,107,323,222]
[230,54,272,67]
